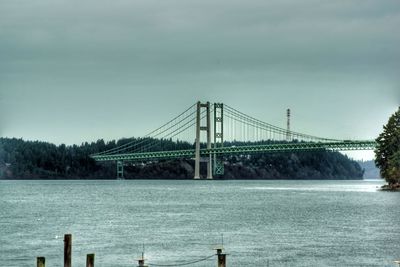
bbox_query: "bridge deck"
[91,140,376,162]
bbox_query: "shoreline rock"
[381,183,400,191]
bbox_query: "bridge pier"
[117,161,124,179]
[194,101,213,179]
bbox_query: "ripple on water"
[0,179,399,267]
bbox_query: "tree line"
[0,137,364,179]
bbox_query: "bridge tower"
[194,101,212,179]
[213,103,224,175]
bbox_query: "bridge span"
[91,101,376,179]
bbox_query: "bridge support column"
[194,101,212,179]
[206,102,213,179]
[213,103,224,176]
[117,160,124,179]
[194,102,201,179]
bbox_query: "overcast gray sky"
[1,0,399,159]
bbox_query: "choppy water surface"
[1,180,399,267]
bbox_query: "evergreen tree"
[0,137,364,179]
[375,107,400,185]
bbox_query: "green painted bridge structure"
[91,102,376,179]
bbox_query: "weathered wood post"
[137,257,148,267]
[216,247,226,267]
[64,234,72,267]
[137,252,148,267]
[86,253,95,267]
[37,257,45,267]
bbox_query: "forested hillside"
[0,137,363,179]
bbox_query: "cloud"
[0,0,399,145]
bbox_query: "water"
[1,180,399,267]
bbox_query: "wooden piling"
[86,254,95,267]
[216,248,226,267]
[37,257,45,267]
[137,252,148,267]
[137,257,148,267]
[64,234,72,267]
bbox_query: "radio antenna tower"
[286,108,291,142]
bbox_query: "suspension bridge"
[91,101,376,179]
